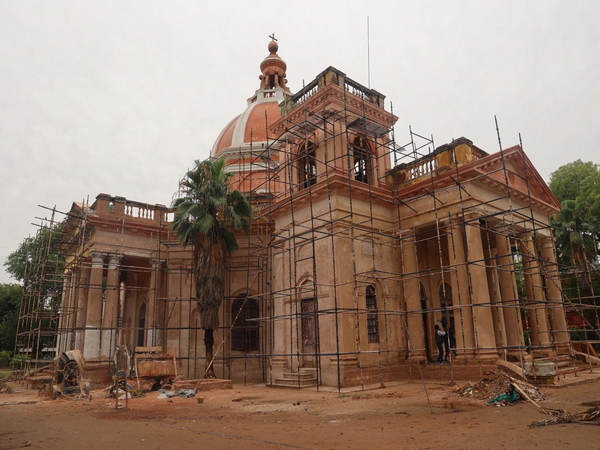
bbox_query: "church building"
[56,39,571,388]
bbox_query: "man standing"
[434,324,446,363]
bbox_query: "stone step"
[283,371,315,380]
[557,363,591,376]
[272,377,317,388]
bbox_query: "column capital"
[90,252,104,268]
[539,235,556,249]
[461,211,483,224]
[107,253,123,269]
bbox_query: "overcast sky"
[1,0,599,283]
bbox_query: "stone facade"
[57,40,570,387]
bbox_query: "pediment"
[479,146,561,212]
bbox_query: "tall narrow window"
[353,136,371,183]
[366,285,379,343]
[232,296,259,351]
[298,141,317,189]
[137,303,146,347]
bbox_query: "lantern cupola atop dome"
[257,36,291,95]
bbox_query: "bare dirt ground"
[1,377,599,450]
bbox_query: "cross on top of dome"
[268,34,278,54]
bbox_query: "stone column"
[118,280,126,345]
[494,233,526,358]
[444,218,475,358]
[520,235,552,357]
[540,236,570,354]
[84,252,104,360]
[463,216,498,360]
[65,272,78,351]
[146,259,162,346]
[487,248,508,351]
[56,273,70,355]
[101,254,120,358]
[74,267,89,351]
[400,229,426,361]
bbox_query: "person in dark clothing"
[434,324,446,363]
[441,317,450,362]
[448,327,457,358]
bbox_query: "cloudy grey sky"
[1,0,599,283]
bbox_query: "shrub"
[0,351,11,367]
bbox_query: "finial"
[268,33,278,54]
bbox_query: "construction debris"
[529,406,600,427]
[457,370,546,405]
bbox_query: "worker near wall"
[435,325,446,363]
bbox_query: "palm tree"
[171,159,251,378]
[552,199,600,276]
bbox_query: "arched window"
[298,141,317,189]
[231,296,259,351]
[137,303,146,347]
[352,136,371,183]
[366,285,379,343]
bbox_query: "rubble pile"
[458,370,546,405]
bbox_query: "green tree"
[171,159,251,378]
[549,159,600,216]
[4,226,65,359]
[552,200,600,271]
[0,284,22,352]
[4,225,65,285]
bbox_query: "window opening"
[298,141,317,189]
[366,285,379,343]
[352,136,371,183]
[137,303,146,347]
[232,296,259,351]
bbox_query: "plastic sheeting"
[157,388,197,399]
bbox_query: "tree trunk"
[204,328,216,378]
[194,236,226,331]
[194,234,226,380]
